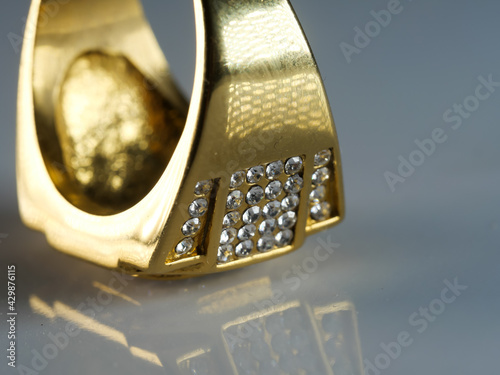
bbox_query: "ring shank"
[32,0,188,214]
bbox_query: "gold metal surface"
[17,0,344,278]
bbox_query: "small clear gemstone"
[235,240,254,257]
[312,167,330,186]
[247,166,265,184]
[238,224,257,241]
[247,186,264,205]
[265,180,283,200]
[181,218,201,236]
[311,202,331,221]
[259,219,276,235]
[257,236,275,253]
[176,238,194,255]
[284,175,304,194]
[278,211,297,230]
[194,180,213,196]
[227,190,244,209]
[281,194,300,212]
[266,161,284,180]
[314,149,332,167]
[285,156,303,175]
[220,228,237,245]
[189,198,208,217]
[230,171,245,189]
[263,201,281,218]
[309,186,326,203]
[217,244,234,263]
[242,206,261,224]
[223,211,241,227]
[275,230,294,247]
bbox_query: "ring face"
[17,0,344,278]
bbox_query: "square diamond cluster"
[218,156,305,264]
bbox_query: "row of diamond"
[309,149,333,222]
[175,180,214,256]
[218,157,304,264]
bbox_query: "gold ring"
[17,0,344,278]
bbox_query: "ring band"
[17,0,344,278]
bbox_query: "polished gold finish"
[17,0,344,278]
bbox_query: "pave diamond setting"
[266,161,284,180]
[223,211,241,227]
[265,180,283,200]
[230,171,246,189]
[194,180,213,196]
[285,157,303,175]
[314,149,332,167]
[219,156,304,263]
[182,218,201,236]
[309,149,334,224]
[284,175,304,194]
[227,190,244,209]
[174,148,338,265]
[189,198,208,218]
[217,244,234,263]
[235,240,254,257]
[247,166,265,184]
[242,206,261,224]
[174,179,215,259]
[311,202,331,221]
[246,186,265,205]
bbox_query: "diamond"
[176,238,194,255]
[309,186,326,203]
[266,160,284,180]
[311,202,331,221]
[312,167,330,186]
[181,218,201,236]
[230,171,245,189]
[275,230,294,247]
[194,180,213,196]
[235,240,254,257]
[217,244,234,263]
[259,219,276,235]
[189,198,208,218]
[238,224,257,241]
[263,201,281,219]
[247,166,265,184]
[284,175,304,194]
[242,206,261,224]
[281,194,300,212]
[246,186,264,205]
[265,180,283,200]
[223,211,241,227]
[227,190,244,209]
[257,236,275,253]
[314,149,332,167]
[220,228,237,245]
[285,156,303,175]
[277,211,297,230]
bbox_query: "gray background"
[1,0,499,374]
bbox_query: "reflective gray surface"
[1,1,500,374]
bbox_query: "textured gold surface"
[17,0,344,278]
[55,52,183,214]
